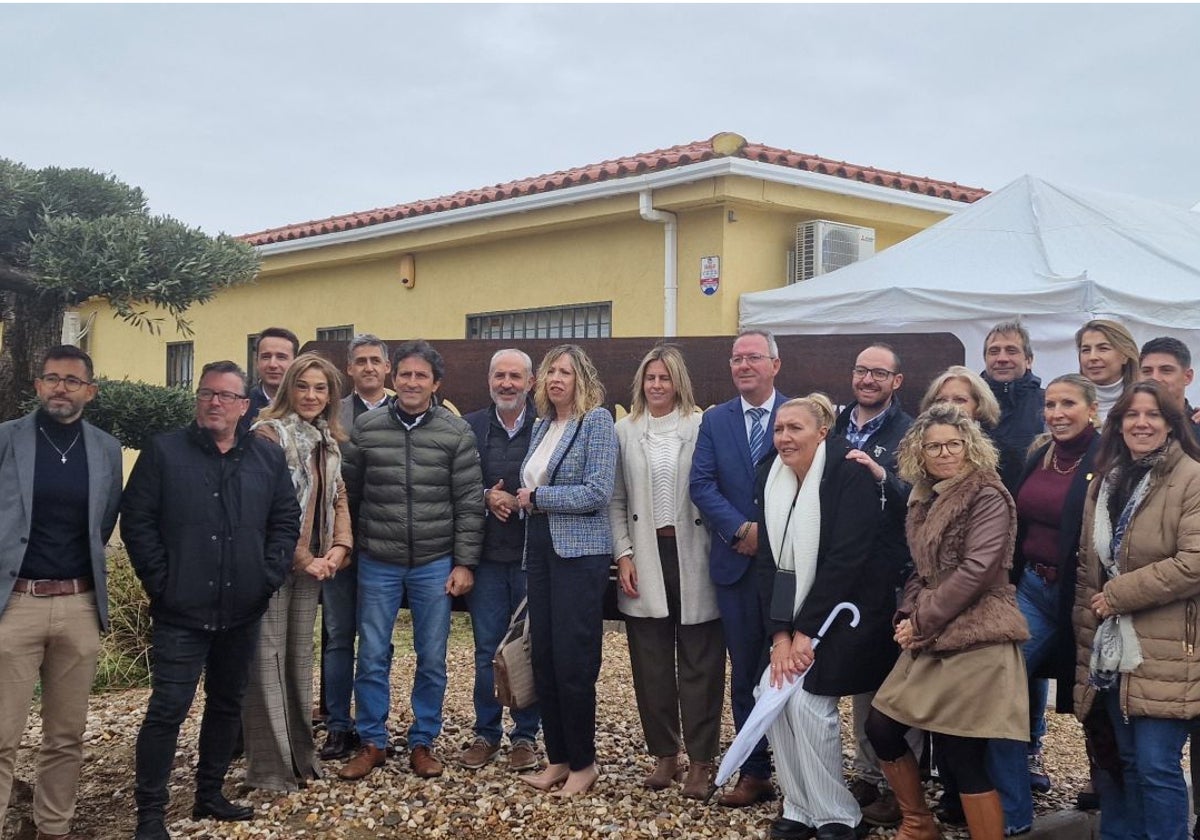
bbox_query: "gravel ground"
[6,622,1099,839]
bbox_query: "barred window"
[467,302,611,340]
[166,342,194,389]
[317,325,354,343]
[246,334,260,387]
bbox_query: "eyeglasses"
[852,366,898,382]
[729,354,774,366]
[922,439,966,456]
[196,388,248,404]
[38,374,92,391]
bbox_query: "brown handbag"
[493,597,537,710]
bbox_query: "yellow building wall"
[79,174,955,386]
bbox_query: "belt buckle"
[28,579,55,597]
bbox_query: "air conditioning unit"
[789,220,875,284]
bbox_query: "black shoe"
[192,793,254,822]
[320,729,360,761]
[770,816,815,840]
[814,823,867,840]
[134,817,171,840]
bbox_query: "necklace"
[1050,447,1082,475]
[39,425,82,464]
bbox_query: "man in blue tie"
[690,329,787,807]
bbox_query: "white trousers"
[767,677,860,828]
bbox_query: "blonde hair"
[534,344,605,419]
[257,352,347,441]
[897,403,998,485]
[628,344,697,419]
[1076,319,1139,388]
[777,393,836,430]
[920,365,1001,428]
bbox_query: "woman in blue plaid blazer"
[516,344,616,797]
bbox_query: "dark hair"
[199,360,249,394]
[257,327,300,357]
[865,341,902,373]
[42,344,94,381]
[1095,380,1200,475]
[391,339,445,382]
[1140,336,1192,369]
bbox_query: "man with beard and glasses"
[458,349,542,773]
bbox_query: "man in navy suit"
[689,329,786,807]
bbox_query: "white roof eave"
[254,158,972,257]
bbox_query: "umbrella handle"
[811,601,860,648]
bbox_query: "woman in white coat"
[610,345,723,799]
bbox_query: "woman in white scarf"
[242,353,353,792]
[756,394,895,840]
[1073,381,1200,840]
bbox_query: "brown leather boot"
[337,744,386,780]
[680,760,716,800]
[959,791,1003,840]
[877,752,939,840]
[643,754,682,789]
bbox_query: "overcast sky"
[5,4,1199,236]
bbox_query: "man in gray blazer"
[0,345,122,839]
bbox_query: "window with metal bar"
[166,342,194,389]
[466,302,612,340]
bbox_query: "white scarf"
[253,413,342,554]
[1088,468,1148,688]
[764,441,825,619]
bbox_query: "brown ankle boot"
[643,754,682,789]
[959,790,1003,840]
[877,752,940,840]
[680,760,715,800]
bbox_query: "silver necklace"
[39,426,81,464]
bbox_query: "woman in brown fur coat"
[866,403,1029,840]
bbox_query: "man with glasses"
[832,343,915,830]
[981,321,1044,492]
[121,361,300,840]
[0,346,122,840]
[690,329,787,807]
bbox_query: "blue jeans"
[321,565,358,734]
[465,560,540,745]
[354,554,452,751]
[987,567,1059,833]
[1101,682,1191,840]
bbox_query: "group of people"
[1,316,1198,840]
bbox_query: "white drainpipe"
[638,190,678,337]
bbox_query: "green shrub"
[22,376,193,450]
[94,550,152,691]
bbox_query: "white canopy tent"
[740,175,1200,403]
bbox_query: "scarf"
[1088,463,1150,690]
[253,413,342,555]
[764,441,825,619]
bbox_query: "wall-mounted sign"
[700,256,720,295]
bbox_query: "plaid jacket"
[523,406,616,557]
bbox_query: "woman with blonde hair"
[920,366,1001,430]
[516,344,616,796]
[242,353,352,791]
[1076,319,1139,421]
[755,394,896,839]
[867,403,1029,839]
[609,345,723,798]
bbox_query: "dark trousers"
[715,567,771,779]
[525,516,608,771]
[135,619,261,816]
[865,707,993,794]
[625,536,725,762]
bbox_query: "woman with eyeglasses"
[867,403,1029,839]
[1072,381,1200,840]
[241,353,352,792]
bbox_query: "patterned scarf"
[253,413,342,555]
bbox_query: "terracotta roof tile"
[243,133,988,246]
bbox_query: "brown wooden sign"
[304,333,966,419]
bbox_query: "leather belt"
[1031,563,1059,585]
[14,577,94,597]
[656,526,676,538]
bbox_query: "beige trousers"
[0,590,101,835]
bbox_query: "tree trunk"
[0,290,64,421]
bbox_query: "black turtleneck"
[22,410,92,580]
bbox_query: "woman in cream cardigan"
[609,345,722,799]
[243,353,352,792]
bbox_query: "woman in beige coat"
[866,403,1029,840]
[609,345,723,798]
[1073,380,1200,840]
[243,353,353,792]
